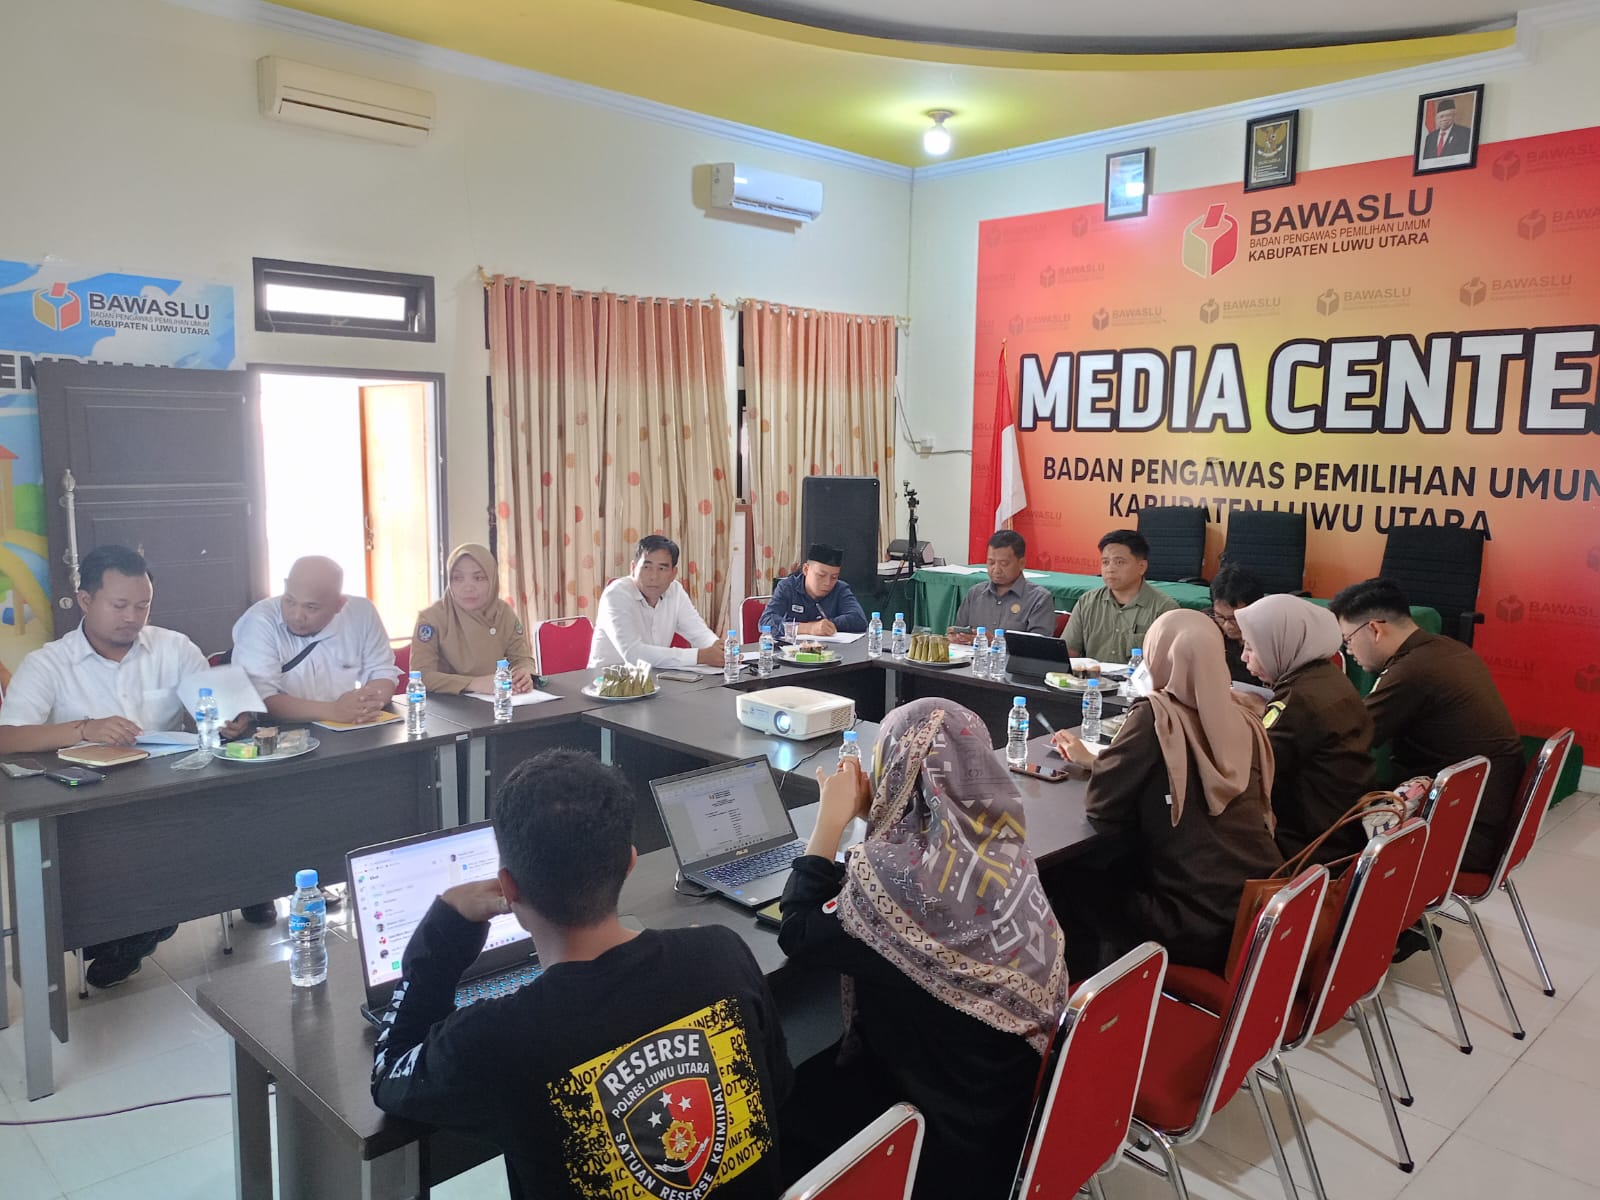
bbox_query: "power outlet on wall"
[914,436,935,456]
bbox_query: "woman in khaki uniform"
[1235,594,1375,863]
[1051,608,1281,974]
[410,544,538,695]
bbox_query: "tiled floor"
[2,792,1597,1198]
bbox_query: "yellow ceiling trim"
[617,1,1515,72]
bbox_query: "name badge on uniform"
[792,604,806,613]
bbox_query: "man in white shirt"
[231,556,399,725]
[588,536,724,669]
[0,545,245,987]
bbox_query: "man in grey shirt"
[949,531,1057,642]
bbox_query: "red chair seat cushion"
[1134,997,1226,1132]
[1162,966,1230,1014]
[1453,871,1494,901]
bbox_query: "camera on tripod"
[887,481,934,565]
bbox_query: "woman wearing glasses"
[1207,564,1264,684]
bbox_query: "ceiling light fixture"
[923,110,954,157]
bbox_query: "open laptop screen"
[651,757,794,866]
[348,822,530,993]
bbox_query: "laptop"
[1002,629,1073,678]
[346,821,543,1025]
[650,756,808,908]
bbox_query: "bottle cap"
[728,630,738,638]
[1131,648,1142,658]
[409,670,422,679]
[895,613,905,620]
[760,625,771,634]
[871,612,881,619]
[198,687,213,697]
[976,627,987,635]
[1014,696,1026,706]
[497,658,509,668]
[842,730,858,742]
[295,868,318,890]
[1086,679,1101,689]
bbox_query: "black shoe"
[1393,922,1441,964]
[85,955,143,989]
[240,902,277,927]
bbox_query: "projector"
[736,687,855,741]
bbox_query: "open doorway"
[253,366,446,639]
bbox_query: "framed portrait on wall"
[1415,84,1484,174]
[1244,110,1298,191]
[1105,148,1151,220]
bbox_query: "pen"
[1034,712,1056,735]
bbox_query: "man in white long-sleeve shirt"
[588,536,724,669]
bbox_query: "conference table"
[197,752,1103,1200]
[0,714,472,1100]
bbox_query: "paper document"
[142,741,200,759]
[1023,570,1049,579]
[808,631,865,644]
[914,564,980,575]
[465,689,558,706]
[136,730,198,747]
[178,665,266,722]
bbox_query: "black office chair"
[1378,525,1486,646]
[1138,505,1208,584]
[1220,509,1306,595]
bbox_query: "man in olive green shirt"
[1064,529,1178,662]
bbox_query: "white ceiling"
[703,0,1518,52]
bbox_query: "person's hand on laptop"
[442,879,510,924]
[807,756,872,858]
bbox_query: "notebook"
[649,757,806,908]
[346,822,542,1022]
[57,744,149,768]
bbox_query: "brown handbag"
[1223,791,1409,982]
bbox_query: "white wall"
[898,11,1600,557]
[0,0,912,556]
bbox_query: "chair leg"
[76,948,88,999]
[1354,1003,1413,1172]
[1129,1126,1192,1200]
[1086,1175,1110,1200]
[1244,1073,1299,1200]
[1503,876,1555,998]
[1371,993,1413,1106]
[1271,1057,1327,1200]
[1457,894,1526,1039]
[219,912,234,955]
[1423,915,1474,1054]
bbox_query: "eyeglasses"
[1338,618,1386,654]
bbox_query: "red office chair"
[743,595,773,644]
[392,641,411,695]
[1445,728,1575,1038]
[1400,757,1490,1055]
[1270,819,1430,1198]
[1010,942,1168,1200]
[780,1103,925,1200]
[1128,865,1328,1200]
[534,616,594,675]
[1053,611,1070,637]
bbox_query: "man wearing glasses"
[1329,578,1523,874]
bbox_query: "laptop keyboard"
[454,962,544,1008]
[700,839,807,888]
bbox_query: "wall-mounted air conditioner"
[709,163,824,223]
[257,56,435,147]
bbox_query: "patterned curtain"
[488,278,735,631]
[742,300,897,585]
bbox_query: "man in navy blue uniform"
[759,544,867,637]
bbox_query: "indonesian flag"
[990,344,1027,528]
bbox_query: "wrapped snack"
[596,661,656,697]
[225,742,258,759]
[276,729,310,754]
[254,726,279,757]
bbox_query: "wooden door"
[359,382,432,640]
[36,362,264,655]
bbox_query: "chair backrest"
[1495,728,1576,884]
[742,595,773,644]
[781,1103,925,1200]
[1197,865,1328,1125]
[206,649,231,667]
[1378,525,1485,641]
[1054,611,1069,637]
[1299,818,1429,1042]
[534,616,595,675]
[1404,756,1488,926]
[1138,505,1208,582]
[1011,942,1168,1199]
[1220,509,1306,594]
[393,641,411,695]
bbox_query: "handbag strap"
[282,640,321,674]
[1270,790,1407,880]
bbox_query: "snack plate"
[906,645,975,670]
[580,682,659,702]
[211,737,320,765]
[778,647,842,667]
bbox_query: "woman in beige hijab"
[1049,607,1281,973]
[410,545,538,695]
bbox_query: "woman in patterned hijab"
[778,698,1069,1200]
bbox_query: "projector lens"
[774,712,792,734]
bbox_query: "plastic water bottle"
[1006,696,1030,767]
[1082,679,1103,744]
[724,630,742,682]
[866,612,883,659]
[991,628,1008,679]
[288,869,328,988]
[493,658,514,723]
[891,613,909,659]
[758,626,775,677]
[838,729,862,768]
[1121,648,1143,701]
[406,670,427,736]
[972,627,990,677]
[195,687,221,753]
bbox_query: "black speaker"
[801,475,881,592]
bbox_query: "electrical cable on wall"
[895,386,972,457]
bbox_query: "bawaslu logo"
[33,283,82,331]
[1182,203,1240,277]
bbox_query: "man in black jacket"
[372,749,793,1199]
